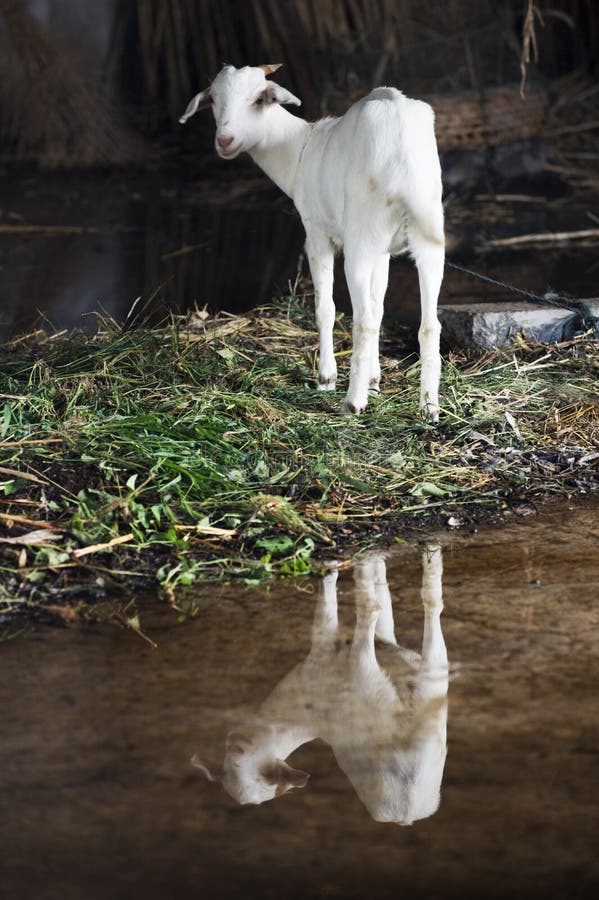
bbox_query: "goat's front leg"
[350,557,381,677]
[310,565,339,652]
[343,250,377,414]
[305,235,336,391]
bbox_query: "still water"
[1,502,598,899]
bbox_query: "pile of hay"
[0,294,597,621]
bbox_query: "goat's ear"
[190,754,222,782]
[263,759,310,796]
[278,760,310,789]
[179,89,212,124]
[260,82,301,107]
[259,63,283,76]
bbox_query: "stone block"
[438,299,599,350]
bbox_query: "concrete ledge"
[439,300,599,350]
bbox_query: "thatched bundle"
[0,0,597,168]
[130,0,598,122]
[132,0,519,122]
[0,0,144,167]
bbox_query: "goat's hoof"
[363,604,382,624]
[317,376,337,392]
[420,405,439,424]
[341,399,365,415]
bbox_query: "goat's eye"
[253,95,265,108]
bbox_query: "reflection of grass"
[1,293,598,620]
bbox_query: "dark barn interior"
[0,0,598,335]
[1,0,598,166]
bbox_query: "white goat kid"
[181,64,444,418]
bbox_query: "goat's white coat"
[181,65,444,416]
[193,548,449,825]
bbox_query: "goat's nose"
[217,134,234,149]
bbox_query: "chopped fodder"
[0,296,597,622]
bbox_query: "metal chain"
[445,261,581,310]
[444,260,599,336]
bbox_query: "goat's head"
[179,64,301,159]
[191,726,309,806]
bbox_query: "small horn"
[259,64,283,76]
[190,755,221,782]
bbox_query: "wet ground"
[1,500,598,900]
[1,168,598,340]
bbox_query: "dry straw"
[0,295,597,620]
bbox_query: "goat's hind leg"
[306,235,337,391]
[420,544,447,682]
[410,220,444,422]
[372,556,397,646]
[368,254,390,394]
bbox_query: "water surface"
[1,502,598,899]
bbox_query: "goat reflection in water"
[194,546,448,825]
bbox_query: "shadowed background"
[0,0,597,335]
